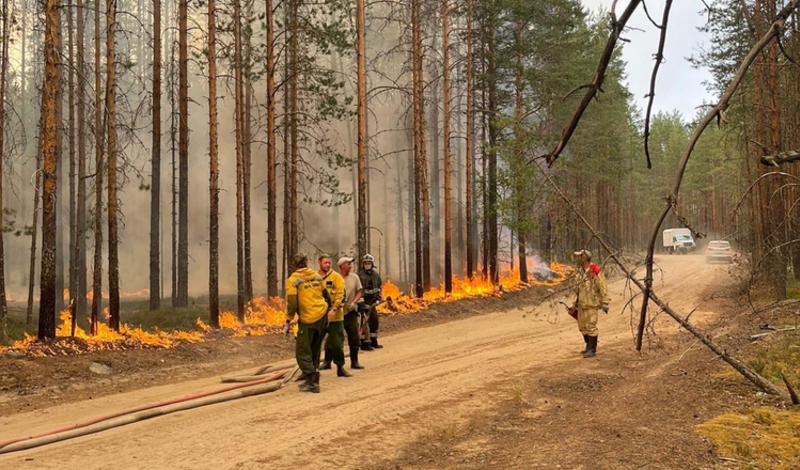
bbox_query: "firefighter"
[337,256,365,369]
[318,254,351,377]
[283,253,332,393]
[572,249,609,358]
[358,254,383,350]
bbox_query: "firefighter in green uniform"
[572,249,610,358]
[358,254,383,350]
[318,254,351,377]
[284,253,332,393]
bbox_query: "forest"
[0,0,798,344]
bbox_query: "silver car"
[706,240,733,264]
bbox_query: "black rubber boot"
[298,374,315,392]
[583,336,597,358]
[320,360,332,370]
[310,371,321,393]
[350,349,365,369]
[360,340,374,351]
[581,335,589,354]
[371,337,383,349]
[337,365,352,378]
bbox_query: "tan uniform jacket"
[574,264,609,309]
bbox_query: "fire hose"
[0,364,300,455]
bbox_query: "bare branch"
[542,0,643,166]
[760,149,800,167]
[643,0,673,169]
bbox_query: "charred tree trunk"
[289,0,299,262]
[486,11,498,285]
[39,0,61,340]
[442,0,452,293]
[55,6,64,314]
[76,0,87,319]
[27,115,44,335]
[106,0,119,331]
[234,0,245,321]
[176,0,189,307]
[356,0,367,262]
[265,0,278,297]
[149,0,162,310]
[412,0,424,297]
[243,0,253,300]
[91,0,103,335]
[0,0,9,344]
[67,0,76,311]
[515,19,527,284]
[265,0,277,297]
[465,0,474,280]
[208,0,219,327]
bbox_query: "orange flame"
[1,263,570,357]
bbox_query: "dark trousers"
[296,315,328,376]
[323,321,346,366]
[343,310,360,354]
[368,306,379,340]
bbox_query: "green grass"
[788,278,800,300]
[746,328,800,386]
[696,408,800,470]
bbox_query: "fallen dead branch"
[749,327,798,341]
[643,0,673,169]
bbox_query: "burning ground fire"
[1,261,571,357]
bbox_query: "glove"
[283,320,291,336]
[602,303,609,314]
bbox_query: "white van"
[663,228,696,254]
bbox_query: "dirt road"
[0,255,728,469]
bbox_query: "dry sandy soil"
[0,255,759,469]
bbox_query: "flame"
[378,261,571,315]
[1,262,570,357]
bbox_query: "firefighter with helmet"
[358,254,384,350]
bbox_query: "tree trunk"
[67,0,76,311]
[356,0,367,262]
[27,115,44,335]
[465,0,474,279]
[39,0,61,340]
[170,40,177,307]
[442,0,452,293]
[176,0,189,307]
[91,0,103,335]
[515,19,527,284]
[487,11,498,285]
[234,0,245,321]
[149,0,161,310]
[106,0,119,331]
[0,0,9,344]
[289,0,299,262]
[76,0,87,319]
[207,0,219,328]
[412,0,424,298]
[265,0,277,297]
[55,6,64,314]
